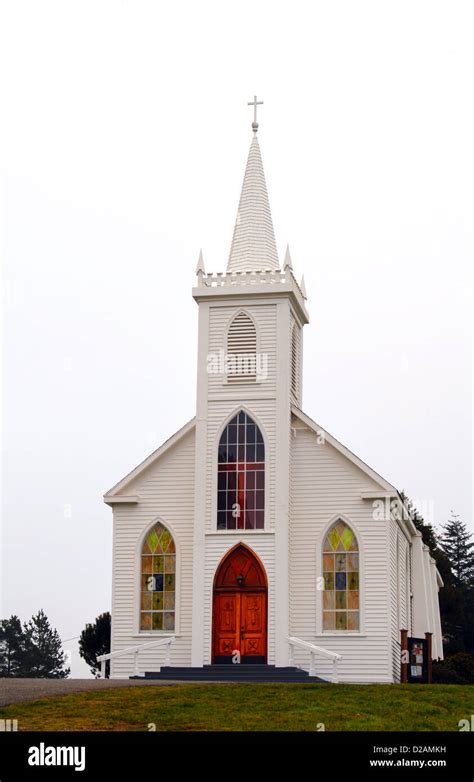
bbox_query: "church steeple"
[227,98,280,273]
[192,103,308,667]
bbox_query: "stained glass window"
[140,522,176,632]
[322,520,359,631]
[217,411,264,530]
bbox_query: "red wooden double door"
[212,544,267,664]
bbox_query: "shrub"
[432,661,468,685]
[443,652,474,683]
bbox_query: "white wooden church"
[103,101,443,683]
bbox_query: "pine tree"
[79,612,111,678]
[399,490,451,582]
[0,615,29,677]
[440,512,474,586]
[23,610,70,678]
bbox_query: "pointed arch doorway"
[212,544,268,664]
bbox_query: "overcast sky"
[1,1,472,677]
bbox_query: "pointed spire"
[283,244,293,271]
[227,134,280,273]
[300,274,307,299]
[196,249,205,275]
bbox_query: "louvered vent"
[227,312,257,383]
[291,324,298,397]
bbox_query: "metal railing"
[97,636,175,679]
[288,636,342,683]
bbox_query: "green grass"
[1,684,472,731]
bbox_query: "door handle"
[240,626,244,639]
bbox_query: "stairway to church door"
[212,544,267,664]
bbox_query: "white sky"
[0,0,472,677]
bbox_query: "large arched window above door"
[322,520,359,631]
[140,522,176,632]
[217,411,265,530]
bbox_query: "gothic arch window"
[322,519,359,631]
[226,311,257,383]
[217,411,265,530]
[140,522,176,632]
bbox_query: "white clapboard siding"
[389,520,398,680]
[389,520,411,681]
[407,544,413,636]
[289,415,393,682]
[399,531,408,635]
[110,428,195,678]
[202,535,275,664]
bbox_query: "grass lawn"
[0,683,472,731]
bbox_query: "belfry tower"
[191,97,309,666]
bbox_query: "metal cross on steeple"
[248,95,263,133]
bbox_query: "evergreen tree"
[399,491,438,550]
[23,610,70,679]
[464,586,474,652]
[439,583,467,654]
[399,490,451,582]
[398,492,474,655]
[0,615,29,677]
[440,512,474,586]
[437,512,474,655]
[79,612,111,678]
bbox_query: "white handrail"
[97,635,175,679]
[288,636,342,683]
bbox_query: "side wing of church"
[103,110,443,683]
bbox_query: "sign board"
[407,637,429,683]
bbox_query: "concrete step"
[130,664,327,683]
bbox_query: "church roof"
[227,134,280,273]
[291,406,398,494]
[103,417,195,503]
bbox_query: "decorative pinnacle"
[300,274,307,299]
[196,249,205,275]
[283,244,293,271]
[248,95,263,133]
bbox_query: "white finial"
[247,95,263,133]
[300,274,307,299]
[196,249,205,275]
[283,244,293,271]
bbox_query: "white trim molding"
[104,495,139,505]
